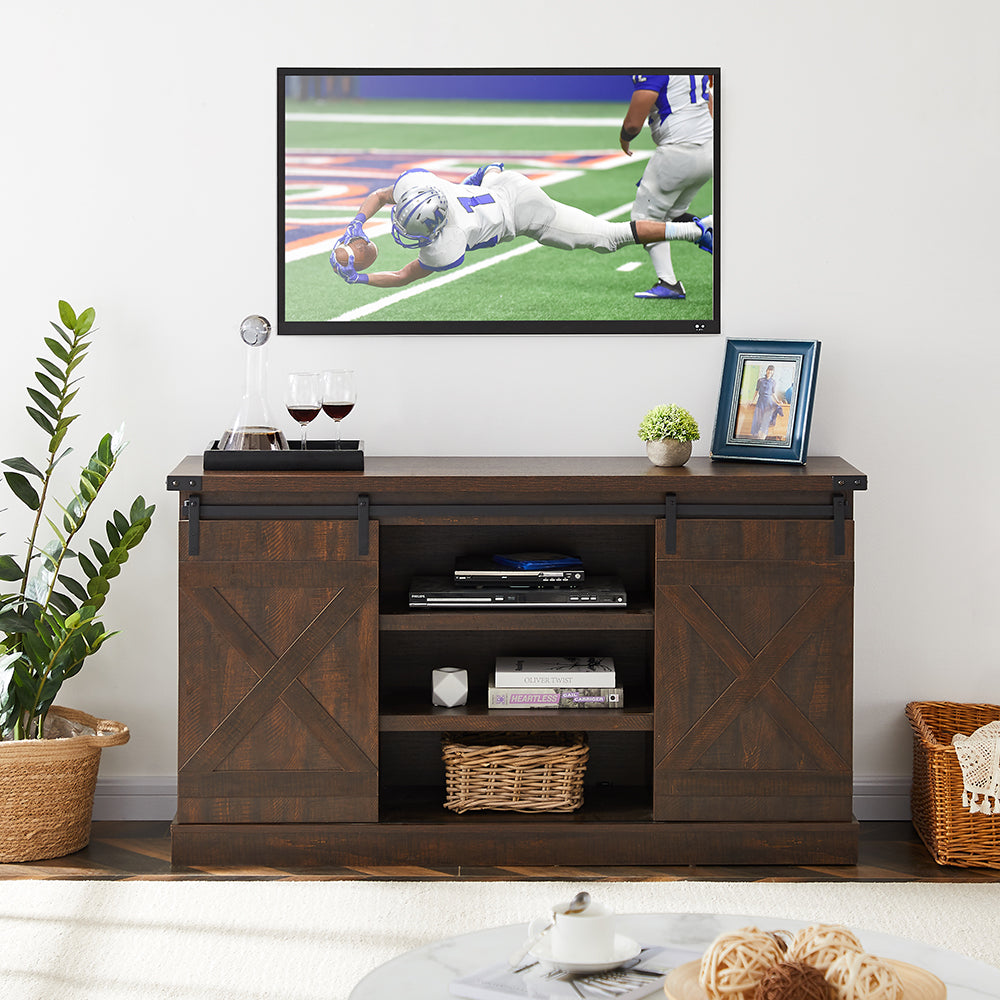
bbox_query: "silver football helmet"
[391,182,448,249]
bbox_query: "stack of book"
[487,655,623,709]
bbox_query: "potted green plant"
[0,300,154,863]
[637,403,701,467]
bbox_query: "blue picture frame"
[710,338,820,464]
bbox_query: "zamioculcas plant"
[0,300,154,741]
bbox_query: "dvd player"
[453,556,585,585]
[408,576,626,608]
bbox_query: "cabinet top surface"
[171,454,864,480]
[168,455,866,501]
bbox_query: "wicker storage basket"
[442,732,588,813]
[906,700,1000,869]
[0,706,130,863]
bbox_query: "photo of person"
[732,357,800,444]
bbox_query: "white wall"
[2,0,997,820]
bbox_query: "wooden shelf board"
[379,605,654,632]
[379,704,654,732]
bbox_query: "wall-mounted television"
[278,68,719,336]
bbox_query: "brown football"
[334,237,378,271]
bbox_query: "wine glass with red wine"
[285,372,322,449]
[322,370,357,448]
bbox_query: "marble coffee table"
[349,912,1000,999]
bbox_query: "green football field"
[283,98,714,326]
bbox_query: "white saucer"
[529,933,642,974]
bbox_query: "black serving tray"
[204,440,365,471]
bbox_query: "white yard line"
[287,112,622,127]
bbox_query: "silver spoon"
[508,891,591,966]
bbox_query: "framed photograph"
[278,67,719,336]
[710,339,820,464]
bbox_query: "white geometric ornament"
[432,666,468,707]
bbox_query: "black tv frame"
[277,67,719,336]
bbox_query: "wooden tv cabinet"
[167,456,867,867]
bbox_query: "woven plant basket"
[906,700,1000,869]
[442,731,588,814]
[0,705,129,863]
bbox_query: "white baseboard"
[852,775,912,821]
[92,777,178,821]
[92,776,914,823]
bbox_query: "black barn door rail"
[180,492,850,558]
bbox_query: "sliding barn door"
[177,519,378,823]
[653,518,854,822]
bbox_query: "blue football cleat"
[694,217,713,254]
[462,162,504,186]
[635,280,686,300]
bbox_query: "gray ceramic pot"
[645,439,692,467]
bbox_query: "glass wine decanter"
[218,315,289,451]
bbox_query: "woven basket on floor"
[442,731,588,813]
[0,706,129,863]
[906,700,1000,870]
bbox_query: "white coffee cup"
[535,900,616,964]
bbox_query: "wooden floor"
[1,821,998,881]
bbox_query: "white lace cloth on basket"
[952,720,1000,814]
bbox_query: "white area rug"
[0,880,997,999]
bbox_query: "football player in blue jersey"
[331,164,711,288]
[620,74,714,300]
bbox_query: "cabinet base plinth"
[171,819,860,868]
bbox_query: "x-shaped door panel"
[654,519,855,822]
[656,583,851,773]
[180,573,376,776]
[177,520,378,824]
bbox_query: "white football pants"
[486,171,633,253]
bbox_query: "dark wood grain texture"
[654,519,854,825]
[171,456,865,867]
[178,519,379,825]
[4,820,998,881]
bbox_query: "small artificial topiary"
[637,404,701,443]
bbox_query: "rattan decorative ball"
[787,924,864,972]
[754,961,833,1000]
[824,951,904,1000]
[698,927,788,1000]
